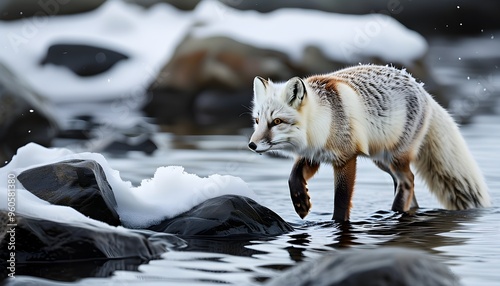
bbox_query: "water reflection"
[181,238,265,257]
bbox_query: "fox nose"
[248,142,257,150]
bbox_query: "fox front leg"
[288,157,320,219]
[332,156,357,222]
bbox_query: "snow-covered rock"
[192,0,427,64]
[0,0,191,102]
[0,143,256,228]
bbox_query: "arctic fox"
[248,65,490,221]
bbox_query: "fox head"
[248,76,309,154]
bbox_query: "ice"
[0,143,256,228]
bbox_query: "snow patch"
[0,143,256,228]
[192,0,427,64]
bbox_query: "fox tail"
[414,101,491,209]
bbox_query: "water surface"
[23,112,494,286]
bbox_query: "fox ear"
[285,77,307,109]
[253,76,268,103]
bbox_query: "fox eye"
[254,118,259,124]
[273,118,282,125]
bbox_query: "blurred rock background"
[1,0,499,164]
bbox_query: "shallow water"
[9,110,500,286]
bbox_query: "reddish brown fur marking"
[307,75,356,95]
[333,156,357,221]
[288,158,320,219]
[306,75,357,157]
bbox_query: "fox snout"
[248,137,270,153]
[248,122,272,153]
[248,142,257,150]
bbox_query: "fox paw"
[290,187,311,219]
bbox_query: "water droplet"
[28,130,31,133]
[491,35,495,39]
[107,78,111,83]
[457,5,460,8]
[458,57,462,60]
[483,88,487,91]
[29,109,34,113]
[467,76,470,80]
[459,23,463,26]
[481,29,484,32]
[438,57,441,60]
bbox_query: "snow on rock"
[192,0,427,64]
[0,0,191,102]
[0,143,256,229]
[0,0,427,104]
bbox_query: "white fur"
[250,65,491,210]
[335,82,369,155]
[415,101,491,209]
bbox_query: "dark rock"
[0,211,167,281]
[8,258,144,282]
[144,36,298,128]
[0,62,59,166]
[152,36,296,93]
[18,159,121,226]
[40,44,129,77]
[102,135,158,155]
[100,122,159,155]
[57,113,159,155]
[149,195,294,237]
[124,0,200,10]
[0,0,106,21]
[266,247,460,286]
[192,89,253,128]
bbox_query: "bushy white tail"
[414,101,491,209]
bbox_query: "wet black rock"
[0,0,106,21]
[0,63,59,166]
[0,212,167,281]
[266,247,460,286]
[41,44,129,77]
[149,195,294,237]
[18,159,121,226]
